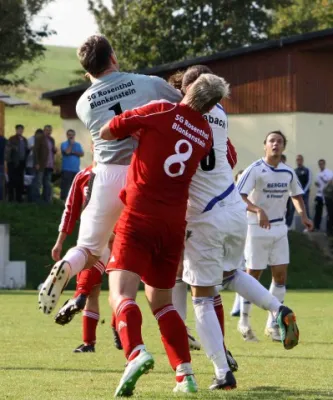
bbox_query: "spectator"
[0,135,7,200]
[287,155,312,228]
[43,125,57,203]
[314,159,333,234]
[26,133,36,176]
[60,129,84,200]
[281,154,293,228]
[29,129,45,202]
[5,124,28,202]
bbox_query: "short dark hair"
[15,124,24,130]
[264,130,287,147]
[67,129,75,135]
[319,159,326,163]
[44,124,52,130]
[182,65,213,92]
[77,35,113,76]
[168,71,185,91]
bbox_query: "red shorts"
[106,210,186,289]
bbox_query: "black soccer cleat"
[226,349,238,372]
[209,371,237,391]
[54,294,87,325]
[73,343,95,353]
[112,326,123,350]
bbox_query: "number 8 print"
[164,139,193,177]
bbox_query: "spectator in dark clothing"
[29,129,45,202]
[42,125,57,203]
[314,159,333,234]
[60,129,84,200]
[281,154,294,227]
[5,124,28,202]
[0,135,7,200]
[287,155,312,228]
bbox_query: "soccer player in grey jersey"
[39,35,181,315]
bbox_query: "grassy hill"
[1,46,85,145]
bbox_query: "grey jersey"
[76,72,182,164]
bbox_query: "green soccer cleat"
[173,375,198,393]
[114,350,154,397]
[277,306,299,350]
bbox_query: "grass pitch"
[1,290,333,400]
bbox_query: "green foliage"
[1,290,333,399]
[271,0,333,37]
[88,0,290,71]
[0,0,54,84]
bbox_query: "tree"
[271,0,333,37]
[0,0,54,84]
[88,0,290,71]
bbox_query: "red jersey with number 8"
[109,100,213,219]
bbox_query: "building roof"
[0,91,29,106]
[41,28,333,100]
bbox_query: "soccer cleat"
[73,343,95,353]
[209,371,237,390]
[186,327,201,351]
[226,350,238,372]
[112,326,123,350]
[237,321,259,342]
[265,324,281,342]
[54,294,87,325]
[173,375,198,393]
[38,261,71,315]
[114,350,154,397]
[277,306,299,350]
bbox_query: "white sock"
[266,282,286,328]
[226,270,282,325]
[172,278,188,321]
[231,293,240,314]
[240,297,252,326]
[192,297,229,378]
[63,247,89,278]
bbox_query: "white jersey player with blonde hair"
[172,66,301,392]
[237,130,313,342]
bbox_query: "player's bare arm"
[52,232,68,261]
[291,195,314,230]
[240,194,270,229]
[100,122,116,140]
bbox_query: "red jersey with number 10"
[109,100,213,219]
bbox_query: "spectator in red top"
[99,73,228,397]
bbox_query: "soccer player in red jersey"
[99,73,229,397]
[49,165,114,352]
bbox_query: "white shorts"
[77,163,128,256]
[182,201,247,287]
[245,224,289,270]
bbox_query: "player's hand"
[302,216,313,231]
[35,164,40,171]
[257,209,270,229]
[52,242,63,261]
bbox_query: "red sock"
[75,262,104,297]
[154,304,191,370]
[214,294,227,351]
[116,298,144,359]
[111,312,116,329]
[83,310,99,345]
